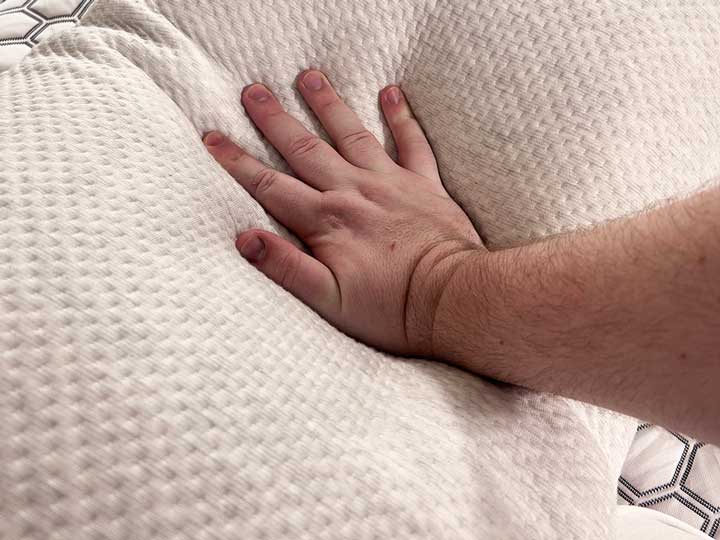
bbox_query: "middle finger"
[297,70,394,171]
[241,83,350,191]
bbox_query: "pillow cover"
[0,0,95,72]
[619,425,720,538]
[617,506,711,540]
[2,0,719,538]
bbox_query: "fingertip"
[236,229,267,263]
[297,68,328,79]
[236,229,339,316]
[235,231,248,250]
[203,131,226,148]
[236,228,266,245]
[296,69,327,92]
[204,132,249,165]
[242,83,273,105]
[381,85,404,108]
[296,69,311,83]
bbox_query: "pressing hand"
[204,70,484,356]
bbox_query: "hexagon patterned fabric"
[620,425,720,538]
[0,0,95,71]
[1,1,719,539]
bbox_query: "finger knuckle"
[395,114,419,128]
[396,117,423,136]
[288,135,323,159]
[316,98,341,117]
[319,192,360,231]
[224,145,247,164]
[357,181,390,204]
[251,168,279,196]
[264,108,286,122]
[404,139,433,158]
[338,129,375,153]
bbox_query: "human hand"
[204,70,485,356]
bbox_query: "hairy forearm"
[205,69,718,442]
[433,187,720,444]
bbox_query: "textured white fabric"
[616,507,710,540]
[4,0,720,538]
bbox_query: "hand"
[204,70,484,356]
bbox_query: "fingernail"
[204,131,225,147]
[302,70,324,91]
[247,84,271,102]
[239,235,266,262]
[385,86,401,105]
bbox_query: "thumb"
[236,229,341,316]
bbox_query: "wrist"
[404,241,484,357]
[428,239,580,384]
[429,246,535,379]
[429,248,502,363]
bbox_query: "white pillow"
[2,0,719,538]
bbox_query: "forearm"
[204,69,717,442]
[433,187,720,444]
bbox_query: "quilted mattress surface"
[3,0,720,538]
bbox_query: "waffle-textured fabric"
[3,0,720,538]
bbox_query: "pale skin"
[204,69,720,446]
